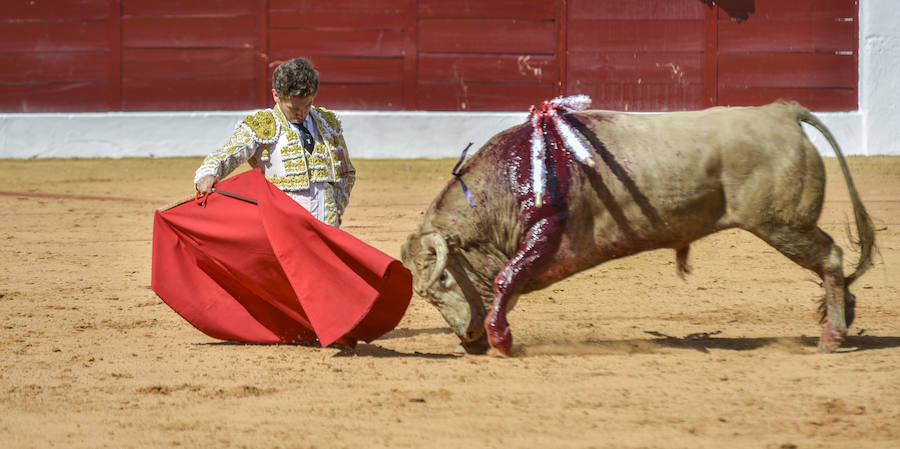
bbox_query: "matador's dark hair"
[273,58,319,98]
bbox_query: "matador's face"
[273,89,316,124]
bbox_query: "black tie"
[296,123,314,153]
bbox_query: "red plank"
[417,0,556,20]
[401,0,416,109]
[419,54,557,83]
[568,0,705,20]
[306,57,405,83]
[269,29,406,58]
[0,0,110,21]
[0,82,110,112]
[718,87,857,111]
[718,20,856,53]
[107,0,121,110]
[269,0,409,12]
[257,0,269,109]
[269,10,409,30]
[567,20,704,53]
[0,0,860,114]
[556,0,567,96]
[263,59,407,86]
[566,52,702,84]
[122,78,258,110]
[122,0,256,16]
[0,22,109,52]
[569,83,706,112]
[417,82,556,111]
[703,4,717,107]
[719,53,856,88]
[0,52,108,83]
[121,16,257,48]
[315,83,405,110]
[122,48,257,80]
[418,20,556,54]
[716,0,857,21]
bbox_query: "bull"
[401,100,874,355]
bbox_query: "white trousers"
[283,182,338,227]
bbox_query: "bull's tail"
[797,106,875,285]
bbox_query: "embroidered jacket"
[194,105,356,221]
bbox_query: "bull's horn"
[422,233,449,290]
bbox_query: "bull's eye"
[438,271,449,286]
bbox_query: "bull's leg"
[818,245,850,353]
[486,215,565,355]
[755,226,849,353]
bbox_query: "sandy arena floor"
[1,155,898,448]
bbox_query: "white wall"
[0,109,870,159]
[0,0,896,159]
[860,0,900,156]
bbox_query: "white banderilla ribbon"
[529,95,595,208]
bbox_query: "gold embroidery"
[342,173,355,204]
[308,167,329,181]
[283,127,300,142]
[280,142,305,161]
[257,106,354,225]
[196,106,353,220]
[283,156,308,175]
[307,152,325,167]
[242,110,278,143]
[194,127,255,183]
[267,175,310,191]
[315,107,342,134]
[324,186,339,226]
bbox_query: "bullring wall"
[0,0,897,158]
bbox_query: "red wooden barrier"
[0,0,859,113]
[416,0,559,110]
[267,0,414,110]
[119,1,260,111]
[713,0,858,111]
[565,0,707,112]
[0,0,113,111]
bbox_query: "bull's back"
[538,102,824,283]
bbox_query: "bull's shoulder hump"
[573,110,623,122]
[479,121,530,151]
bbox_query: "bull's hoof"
[485,323,512,355]
[817,323,846,353]
[487,327,512,355]
[485,312,513,355]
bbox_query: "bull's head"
[401,232,491,354]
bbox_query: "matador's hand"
[196,175,216,195]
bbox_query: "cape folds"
[151,169,412,346]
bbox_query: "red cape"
[151,169,412,346]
